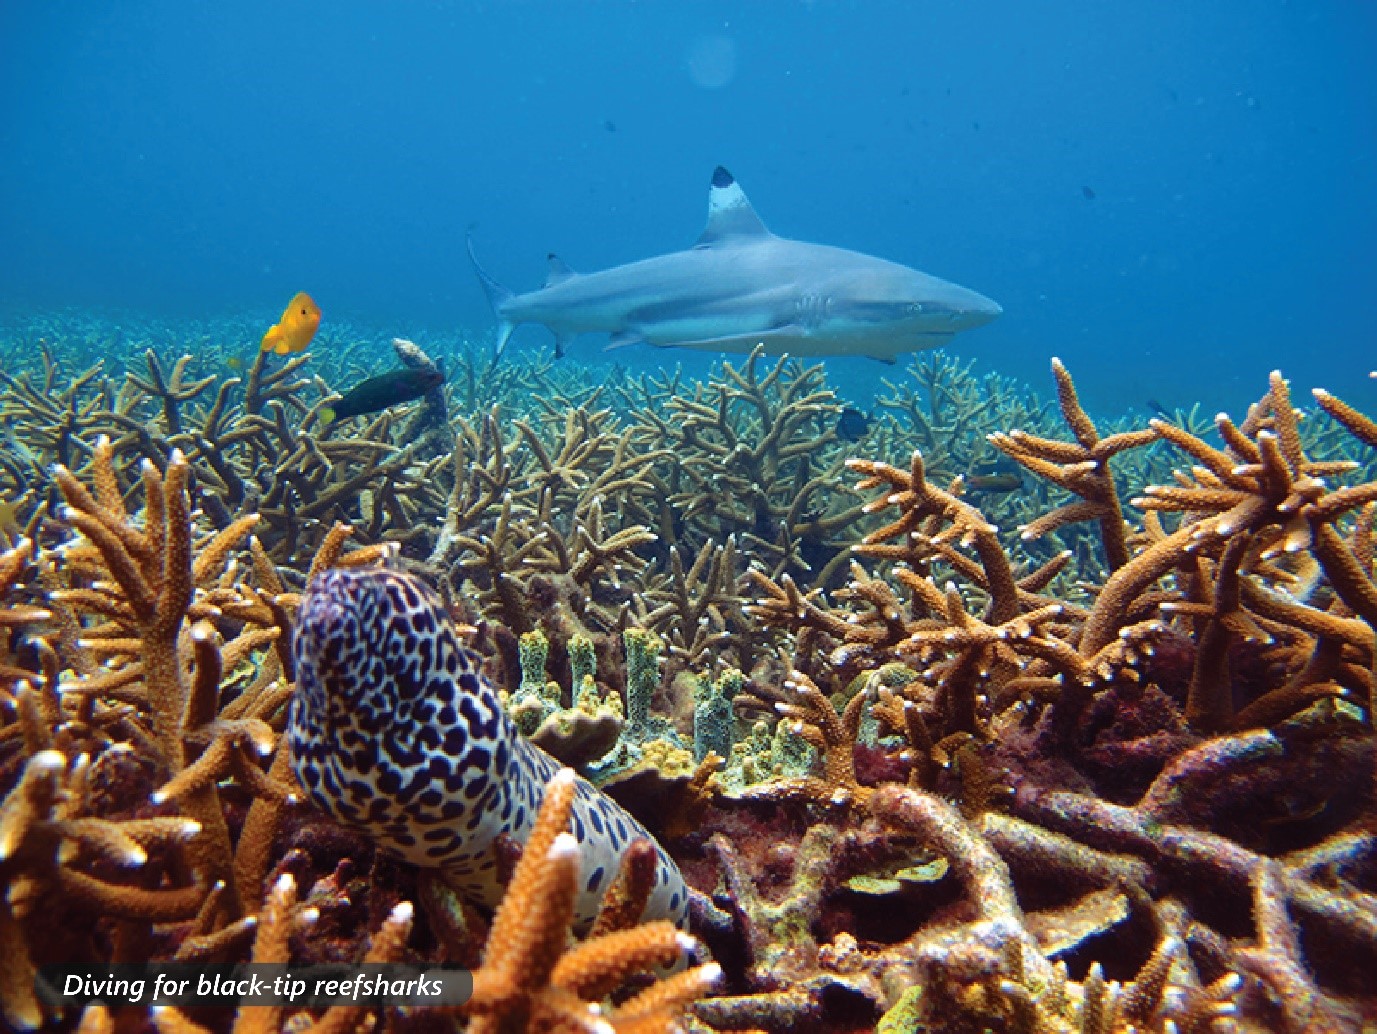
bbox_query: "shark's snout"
[918,284,1002,332]
[961,290,1002,329]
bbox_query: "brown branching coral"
[735,669,872,808]
[3,313,1377,1033]
[0,538,52,693]
[0,327,455,569]
[125,350,218,437]
[638,535,759,679]
[0,749,203,1030]
[1086,370,1377,733]
[430,404,666,640]
[624,347,865,585]
[748,446,1168,749]
[990,356,1158,575]
[52,438,252,916]
[0,431,399,1027]
[0,345,111,472]
[462,768,720,1033]
[750,364,1377,752]
[848,449,1026,624]
[148,869,415,1034]
[877,350,1055,482]
[700,363,1376,1031]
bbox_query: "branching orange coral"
[53,439,254,918]
[462,768,719,1033]
[849,450,1023,624]
[1078,372,1377,730]
[990,356,1158,574]
[736,670,872,807]
[1,749,203,1030]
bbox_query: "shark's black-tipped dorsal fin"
[544,253,578,288]
[696,165,772,246]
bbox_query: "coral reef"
[458,768,718,1033]
[1,309,1374,1033]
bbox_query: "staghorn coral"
[0,436,392,1027]
[876,350,1054,485]
[147,868,415,1034]
[427,403,665,640]
[690,364,1376,1030]
[460,768,720,1033]
[0,748,203,1030]
[2,310,1376,1032]
[733,669,874,809]
[0,318,458,570]
[621,346,866,588]
[0,538,52,697]
[745,449,1168,756]
[989,356,1159,576]
[635,535,762,681]
[51,438,263,918]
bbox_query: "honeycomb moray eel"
[288,567,690,931]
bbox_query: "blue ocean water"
[2,1,1374,418]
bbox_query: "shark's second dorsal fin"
[696,166,772,247]
[544,254,578,288]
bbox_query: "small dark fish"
[603,119,618,133]
[1258,794,1327,828]
[836,406,872,442]
[1145,398,1170,420]
[1081,185,1096,201]
[323,367,444,423]
[966,473,1021,494]
[973,452,1021,476]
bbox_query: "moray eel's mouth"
[292,569,380,722]
[293,571,363,702]
[290,566,504,761]
[292,567,449,722]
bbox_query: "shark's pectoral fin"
[695,166,775,247]
[864,333,952,363]
[668,326,805,355]
[913,333,956,350]
[605,330,648,351]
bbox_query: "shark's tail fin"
[467,235,516,361]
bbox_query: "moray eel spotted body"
[288,567,690,930]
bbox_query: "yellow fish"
[261,292,321,355]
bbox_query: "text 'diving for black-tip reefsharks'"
[468,166,1001,363]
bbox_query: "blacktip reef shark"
[468,166,1001,363]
